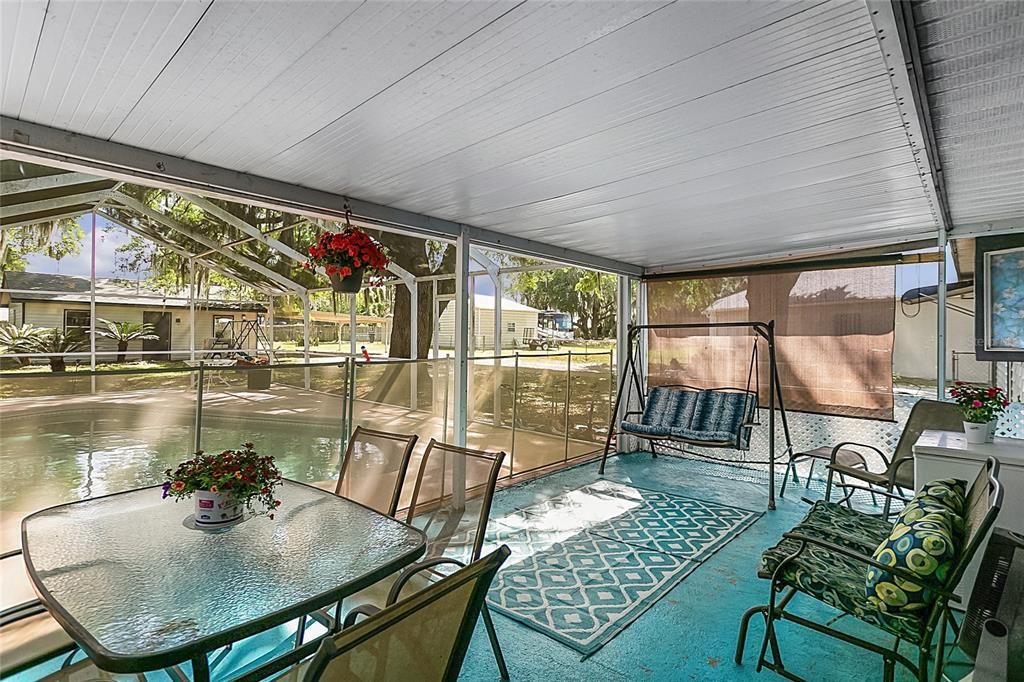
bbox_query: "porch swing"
[598,320,795,510]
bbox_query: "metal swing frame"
[598,320,795,510]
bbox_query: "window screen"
[646,265,896,420]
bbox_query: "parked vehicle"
[524,311,574,350]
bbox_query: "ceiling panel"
[2,0,959,270]
[914,0,1024,226]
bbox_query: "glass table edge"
[20,480,428,674]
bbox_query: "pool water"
[0,407,344,550]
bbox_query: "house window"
[507,322,516,332]
[213,315,234,339]
[64,310,91,330]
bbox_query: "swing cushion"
[620,386,700,437]
[621,387,756,448]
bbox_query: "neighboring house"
[1,272,264,361]
[437,294,540,350]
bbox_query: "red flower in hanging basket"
[306,224,390,288]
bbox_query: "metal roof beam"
[1,171,105,194]
[948,218,1024,241]
[1,208,93,230]
[866,0,951,233]
[110,192,304,292]
[97,209,279,296]
[1,188,113,221]
[0,116,642,277]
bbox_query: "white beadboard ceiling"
[2,0,1014,271]
[913,0,1024,228]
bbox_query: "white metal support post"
[267,295,275,359]
[453,231,470,507]
[937,231,948,399]
[615,276,633,453]
[89,211,97,392]
[302,292,311,389]
[189,259,196,362]
[409,280,418,409]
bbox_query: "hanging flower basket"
[306,222,389,293]
[328,266,366,293]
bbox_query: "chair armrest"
[342,604,382,629]
[831,441,888,466]
[385,557,467,606]
[782,531,961,603]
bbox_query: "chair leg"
[932,610,947,682]
[804,458,815,489]
[482,605,510,680]
[917,646,930,682]
[735,604,767,664]
[295,614,307,648]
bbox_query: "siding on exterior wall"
[18,301,258,360]
[437,306,539,350]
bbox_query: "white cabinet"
[913,430,1024,601]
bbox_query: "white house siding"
[18,300,257,360]
[894,293,990,383]
[437,299,539,351]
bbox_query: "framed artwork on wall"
[975,234,1024,362]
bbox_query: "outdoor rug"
[484,480,761,656]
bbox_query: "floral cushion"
[864,488,961,613]
[796,502,893,553]
[760,537,927,643]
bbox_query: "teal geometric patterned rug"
[485,480,762,656]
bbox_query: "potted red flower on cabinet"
[306,225,389,293]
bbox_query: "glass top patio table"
[21,480,426,677]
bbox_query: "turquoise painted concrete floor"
[15,452,972,682]
[456,451,970,682]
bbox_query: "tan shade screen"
[646,266,896,420]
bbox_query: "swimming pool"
[0,406,344,550]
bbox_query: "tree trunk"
[117,341,128,363]
[49,356,66,372]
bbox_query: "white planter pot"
[963,421,992,445]
[194,489,243,527]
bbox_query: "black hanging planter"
[329,267,365,293]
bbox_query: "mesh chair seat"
[0,611,75,674]
[281,547,511,682]
[1,550,76,675]
[335,427,418,518]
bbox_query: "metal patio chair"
[0,549,77,678]
[824,399,965,517]
[0,548,77,675]
[344,439,510,680]
[334,426,419,518]
[737,458,1003,682]
[276,546,510,682]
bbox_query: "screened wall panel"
[647,265,896,419]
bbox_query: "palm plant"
[93,319,160,363]
[0,323,45,366]
[25,328,87,372]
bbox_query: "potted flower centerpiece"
[949,382,1010,444]
[306,222,390,293]
[163,443,283,527]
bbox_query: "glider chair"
[280,547,510,682]
[824,399,965,517]
[334,426,419,518]
[736,458,1002,682]
[344,439,510,680]
[0,549,77,678]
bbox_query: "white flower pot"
[963,421,992,445]
[194,489,243,527]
